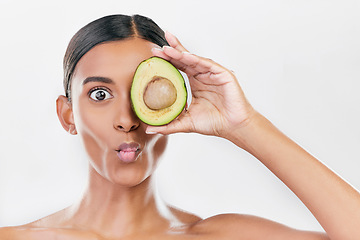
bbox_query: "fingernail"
[146,130,158,134]
[152,47,163,52]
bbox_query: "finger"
[165,31,189,52]
[153,45,230,87]
[152,47,171,61]
[146,120,184,135]
[146,114,194,135]
[152,47,198,76]
[194,69,235,86]
[159,46,203,74]
[162,47,226,76]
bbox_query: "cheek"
[143,135,168,167]
[74,104,115,176]
[75,102,114,148]
[153,135,168,160]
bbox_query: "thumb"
[146,118,192,135]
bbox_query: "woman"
[1,14,359,240]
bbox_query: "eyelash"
[88,87,113,102]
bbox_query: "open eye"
[89,88,113,101]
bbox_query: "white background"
[0,0,359,232]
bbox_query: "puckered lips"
[116,142,141,163]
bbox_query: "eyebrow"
[82,76,115,85]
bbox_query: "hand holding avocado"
[144,32,255,138]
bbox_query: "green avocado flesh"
[131,57,187,126]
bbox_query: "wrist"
[223,110,269,151]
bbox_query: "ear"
[56,95,77,135]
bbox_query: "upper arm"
[195,214,330,240]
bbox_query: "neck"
[67,167,180,238]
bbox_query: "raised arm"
[226,111,360,240]
[147,32,360,240]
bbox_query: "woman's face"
[68,38,168,186]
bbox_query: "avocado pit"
[143,76,177,110]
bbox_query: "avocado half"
[131,57,187,126]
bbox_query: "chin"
[108,169,153,188]
[103,157,155,188]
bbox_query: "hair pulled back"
[63,14,169,101]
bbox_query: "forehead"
[73,38,158,83]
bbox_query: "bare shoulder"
[169,205,203,224]
[0,208,66,239]
[0,226,39,240]
[0,226,103,240]
[189,213,330,240]
[0,227,16,240]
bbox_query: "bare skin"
[1,33,359,240]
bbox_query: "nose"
[113,99,140,132]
